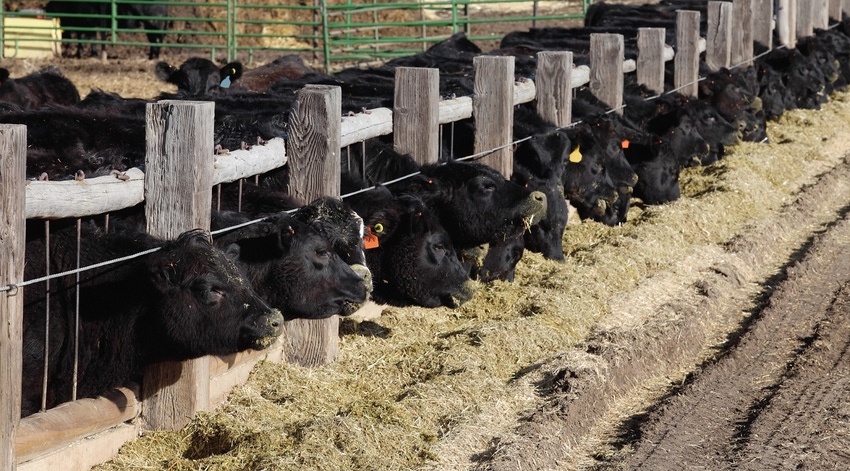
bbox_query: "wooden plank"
[732,0,754,66]
[473,55,514,178]
[778,0,797,47]
[341,108,394,147]
[675,10,701,97]
[752,0,774,50]
[590,33,625,114]
[797,0,814,38]
[284,84,342,367]
[25,168,145,219]
[829,0,842,21]
[815,0,830,28]
[14,386,140,463]
[17,422,139,471]
[142,100,215,431]
[212,137,287,185]
[707,2,733,70]
[637,28,666,94]
[394,67,440,165]
[536,51,572,127]
[0,124,26,471]
[209,338,285,408]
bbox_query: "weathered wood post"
[707,1,733,70]
[753,0,774,50]
[732,0,754,66]
[829,0,842,20]
[284,84,342,367]
[776,0,796,47]
[394,67,440,165]
[676,10,701,97]
[590,33,624,114]
[142,100,215,431]
[637,28,666,94]
[815,0,830,28]
[536,51,573,127]
[1,124,26,471]
[797,0,814,38]
[473,55,514,178]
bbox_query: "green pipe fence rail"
[0,0,591,71]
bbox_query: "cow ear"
[221,62,243,81]
[154,62,177,82]
[0,68,8,83]
[149,255,180,290]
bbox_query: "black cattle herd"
[5,0,850,417]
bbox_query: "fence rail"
[0,0,842,469]
[0,0,591,71]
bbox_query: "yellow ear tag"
[569,146,582,163]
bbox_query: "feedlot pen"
[0,0,590,71]
[0,0,848,468]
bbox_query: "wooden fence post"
[1,124,26,471]
[753,0,774,50]
[777,0,796,47]
[394,67,440,165]
[829,0,842,20]
[536,51,572,127]
[675,10,701,97]
[473,55,514,178]
[637,27,666,94]
[842,0,850,20]
[815,0,830,28]
[707,1,733,70]
[732,0,754,66]
[142,100,215,431]
[797,0,814,38]
[590,33,624,114]
[284,84,342,367]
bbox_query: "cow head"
[155,58,243,98]
[147,229,283,357]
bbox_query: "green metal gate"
[0,0,591,71]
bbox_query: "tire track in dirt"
[475,153,850,471]
[619,212,850,470]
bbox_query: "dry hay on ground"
[84,90,850,470]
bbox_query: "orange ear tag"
[364,226,379,249]
[621,139,630,149]
[569,145,582,163]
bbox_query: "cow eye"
[202,286,226,306]
[591,163,604,176]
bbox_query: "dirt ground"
[8,10,850,471]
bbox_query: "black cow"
[230,55,325,93]
[0,67,80,110]
[46,1,170,59]
[156,58,244,99]
[213,186,373,314]
[512,105,570,260]
[21,227,283,417]
[118,2,171,60]
[0,106,145,180]
[212,211,369,321]
[343,139,547,278]
[345,187,475,307]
